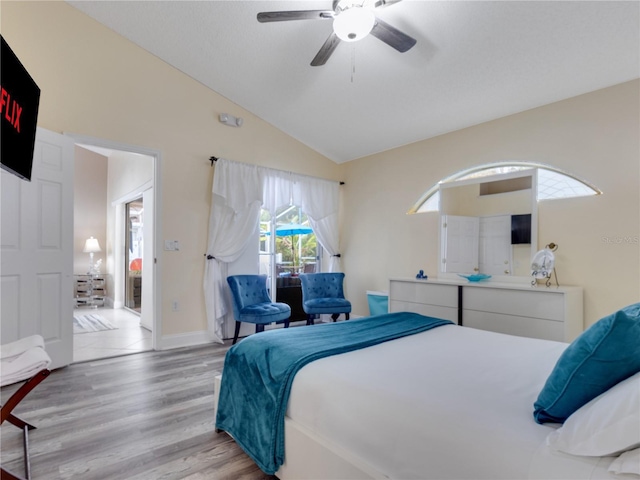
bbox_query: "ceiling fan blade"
[373,0,403,9]
[311,33,341,66]
[257,10,334,23]
[370,18,416,52]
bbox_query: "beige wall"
[73,147,108,275]
[343,80,640,328]
[2,1,342,339]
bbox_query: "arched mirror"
[409,162,601,281]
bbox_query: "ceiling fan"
[257,0,417,66]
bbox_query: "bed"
[214,308,640,479]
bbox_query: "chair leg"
[1,370,50,425]
[255,324,265,334]
[22,424,30,480]
[1,465,25,480]
[306,315,314,326]
[232,321,241,345]
[6,414,36,431]
[0,369,50,480]
[284,319,290,328]
[346,313,350,320]
[331,313,339,322]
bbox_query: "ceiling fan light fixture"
[333,7,376,42]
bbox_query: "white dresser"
[389,278,583,342]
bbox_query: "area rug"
[73,313,118,334]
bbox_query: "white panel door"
[1,127,74,369]
[478,215,512,275]
[441,215,479,273]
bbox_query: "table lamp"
[83,237,102,274]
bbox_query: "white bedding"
[285,324,619,479]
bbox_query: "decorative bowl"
[458,273,492,282]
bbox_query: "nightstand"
[74,274,106,308]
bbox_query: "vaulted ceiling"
[67,1,640,163]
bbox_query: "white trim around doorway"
[65,132,162,353]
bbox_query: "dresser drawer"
[463,310,564,341]
[74,274,108,308]
[389,300,459,323]
[389,281,458,308]
[463,287,564,322]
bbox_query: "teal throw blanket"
[215,312,453,474]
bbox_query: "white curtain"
[262,168,292,215]
[204,159,341,342]
[293,176,341,272]
[204,159,263,343]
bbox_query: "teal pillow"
[533,303,640,424]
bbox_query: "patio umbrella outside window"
[265,223,314,271]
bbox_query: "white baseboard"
[158,314,365,351]
[158,330,214,350]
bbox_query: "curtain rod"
[209,156,345,185]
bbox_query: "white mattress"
[286,324,618,479]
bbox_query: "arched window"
[409,162,601,214]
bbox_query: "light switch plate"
[164,240,180,251]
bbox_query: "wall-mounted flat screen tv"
[1,35,41,181]
[511,214,532,245]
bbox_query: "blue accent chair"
[227,275,291,344]
[299,273,351,325]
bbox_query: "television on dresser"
[1,35,41,182]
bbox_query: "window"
[260,205,319,322]
[411,162,601,214]
[260,206,318,275]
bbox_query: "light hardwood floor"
[1,343,276,480]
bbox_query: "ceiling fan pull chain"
[351,45,356,83]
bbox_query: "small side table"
[74,274,106,308]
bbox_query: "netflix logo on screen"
[1,35,40,181]
[2,86,24,133]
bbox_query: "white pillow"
[608,448,640,476]
[546,371,640,457]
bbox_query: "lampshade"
[83,237,102,253]
[333,7,375,42]
[130,258,142,271]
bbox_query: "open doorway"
[70,133,160,362]
[125,198,143,314]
